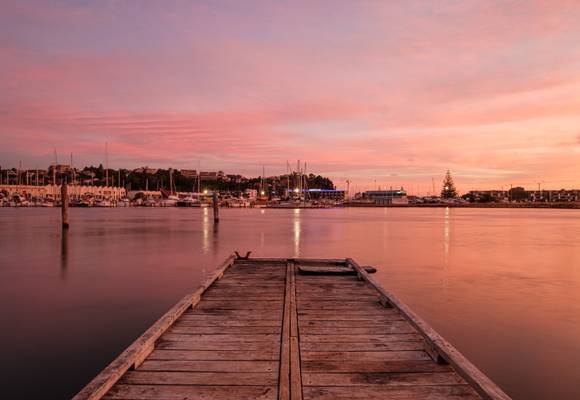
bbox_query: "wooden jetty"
[74,255,511,400]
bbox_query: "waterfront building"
[180,169,198,178]
[468,189,580,203]
[0,184,126,200]
[133,167,159,175]
[199,171,219,181]
[363,189,408,205]
[305,188,345,201]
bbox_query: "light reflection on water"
[293,208,301,257]
[0,207,579,399]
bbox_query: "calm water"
[0,207,579,399]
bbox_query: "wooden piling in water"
[212,192,219,223]
[61,180,69,229]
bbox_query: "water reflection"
[60,230,68,280]
[1,208,579,400]
[293,208,301,257]
[443,207,450,295]
[444,207,450,258]
[202,207,209,253]
[212,222,219,257]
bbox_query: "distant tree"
[441,170,458,198]
[508,186,527,202]
[479,193,493,203]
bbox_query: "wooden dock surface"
[74,256,510,400]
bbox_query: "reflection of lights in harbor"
[293,208,301,257]
[444,207,450,256]
[202,207,209,253]
[443,207,450,295]
[260,209,265,214]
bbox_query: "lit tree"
[441,170,457,198]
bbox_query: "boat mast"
[297,160,300,200]
[70,152,75,185]
[303,162,308,201]
[197,161,201,193]
[105,142,109,187]
[261,165,265,196]
[53,148,58,185]
[286,161,290,199]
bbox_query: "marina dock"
[74,255,510,400]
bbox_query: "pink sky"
[2,1,580,193]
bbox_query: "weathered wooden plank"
[301,333,423,343]
[73,254,237,400]
[292,258,347,264]
[347,258,510,400]
[211,282,285,288]
[297,310,399,320]
[139,359,278,372]
[290,262,299,338]
[297,291,378,297]
[302,385,479,400]
[301,350,431,362]
[221,272,285,276]
[163,332,280,342]
[157,339,279,352]
[299,324,417,335]
[148,349,279,361]
[300,341,424,352]
[302,372,466,387]
[298,266,355,275]
[170,325,280,334]
[297,265,377,275]
[185,309,283,318]
[278,262,292,400]
[300,318,405,327]
[289,263,302,400]
[196,300,283,310]
[215,278,285,283]
[297,290,378,296]
[120,371,278,386]
[103,384,277,400]
[202,295,284,301]
[290,337,302,400]
[302,360,452,373]
[297,303,384,311]
[176,317,281,327]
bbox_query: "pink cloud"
[2,1,580,192]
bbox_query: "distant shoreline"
[342,202,580,209]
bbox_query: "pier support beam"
[61,180,69,229]
[212,192,219,223]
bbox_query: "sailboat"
[160,169,178,206]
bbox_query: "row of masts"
[5,148,312,199]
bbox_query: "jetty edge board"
[73,255,511,400]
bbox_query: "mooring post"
[61,179,69,229]
[212,192,219,223]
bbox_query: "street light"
[203,189,208,195]
[294,188,299,193]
